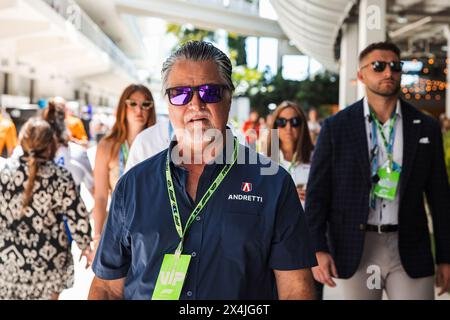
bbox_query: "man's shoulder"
[400,100,440,129]
[139,117,169,136]
[134,119,170,148]
[124,148,167,179]
[323,99,364,127]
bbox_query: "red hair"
[104,84,156,157]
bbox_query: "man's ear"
[357,69,364,83]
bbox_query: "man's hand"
[436,264,450,296]
[88,277,125,300]
[312,251,338,287]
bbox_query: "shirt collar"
[363,96,402,120]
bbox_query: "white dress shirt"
[125,117,172,172]
[363,97,403,225]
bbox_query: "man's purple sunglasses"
[166,84,228,106]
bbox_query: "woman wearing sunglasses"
[266,101,314,205]
[92,84,156,257]
[266,100,319,298]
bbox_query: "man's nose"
[188,90,206,110]
[383,65,394,77]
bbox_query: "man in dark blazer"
[305,42,450,299]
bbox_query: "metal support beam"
[339,22,359,109]
[115,0,287,39]
[358,0,387,99]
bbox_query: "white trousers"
[335,231,434,300]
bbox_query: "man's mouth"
[189,116,209,123]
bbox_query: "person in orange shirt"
[66,114,88,143]
[242,110,260,144]
[49,97,88,146]
[0,112,18,157]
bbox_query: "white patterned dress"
[0,157,92,299]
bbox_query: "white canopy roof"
[270,0,357,72]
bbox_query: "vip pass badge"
[374,160,401,201]
[369,108,401,202]
[152,137,239,300]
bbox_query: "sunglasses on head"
[125,99,154,110]
[275,117,302,128]
[361,61,404,73]
[166,84,227,106]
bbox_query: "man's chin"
[374,87,400,97]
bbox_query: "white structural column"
[339,22,359,109]
[445,25,450,118]
[277,39,301,74]
[357,0,386,98]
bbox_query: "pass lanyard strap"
[369,108,398,208]
[166,137,239,256]
[119,142,129,177]
[287,152,297,173]
[369,108,397,175]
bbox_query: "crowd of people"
[0,40,449,300]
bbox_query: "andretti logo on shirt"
[228,182,263,203]
[241,182,252,192]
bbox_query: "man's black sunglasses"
[275,117,302,128]
[360,61,404,73]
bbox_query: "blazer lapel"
[399,100,421,201]
[349,100,371,183]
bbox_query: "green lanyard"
[165,137,239,256]
[287,152,297,173]
[119,142,129,177]
[369,108,398,164]
[121,143,129,161]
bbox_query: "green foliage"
[166,23,215,47]
[166,24,340,118]
[232,66,264,96]
[228,32,247,66]
[245,68,339,117]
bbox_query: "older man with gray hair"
[88,41,316,300]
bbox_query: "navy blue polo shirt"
[92,138,317,300]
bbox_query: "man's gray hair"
[161,41,235,92]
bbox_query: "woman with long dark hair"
[267,101,314,204]
[0,118,92,299]
[92,84,156,254]
[266,101,322,299]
